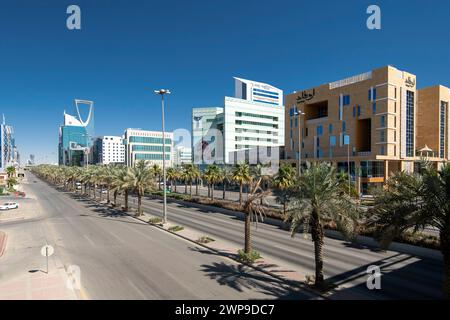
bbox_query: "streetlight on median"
[154,89,171,225]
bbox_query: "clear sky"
[0,0,449,164]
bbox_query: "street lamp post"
[154,89,171,225]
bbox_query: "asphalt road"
[111,189,444,299]
[0,173,315,300]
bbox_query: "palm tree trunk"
[311,208,325,288]
[124,189,129,211]
[244,212,252,254]
[185,181,187,194]
[211,184,214,200]
[93,185,96,200]
[113,190,118,207]
[158,174,161,190]
[239,183,243,207]
[107,187,110,204]
[137,194,142,217]
[190,181,192,196]
[196,180,199,196]
[223,182,226,200]
[283,202,286,217]
[174,180,177,193]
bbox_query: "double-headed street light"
[154,89,171,224]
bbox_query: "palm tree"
[273,163,297,217]
[203,164,222,200]
[166,167,177,192]
[221,166,233,200]
[186,164,201,197]
[286,162,360,289]
[242,176,269,254]
[180,167,190,195]
[369,162,450,298]
[6,166,16,178]
[151,164,162,190]
[232,162,251,207]
[115,166,132,211]
[127,160,155,216]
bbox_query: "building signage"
[405,76,416,88]
[297,89,316,103]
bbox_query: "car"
[0,202,19,210]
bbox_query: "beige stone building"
[284,65,449,194]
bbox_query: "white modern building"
[173,146,192,166]
[94,136,125,165]
[1,117,19,172]
[192,78,285,165]
[124,129,173,167]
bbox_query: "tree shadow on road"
[198,261,314,300]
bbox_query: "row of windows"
[132,145,171,152]
[235,128,277,135]
[129,136,172,144]
[253,88,279,97]
[440,101,447,158]
[135,153,170,160]
[235,136,278,143]
[235,120,278,129]
[235,112,278,121]
[406,91,415,157]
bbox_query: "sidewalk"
[0,231,7,257]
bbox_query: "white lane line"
[127,278,148,299]
[83,235,96,247]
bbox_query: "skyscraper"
[58,100,95,166]
[0,116,19,172]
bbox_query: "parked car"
[0,202,19,210]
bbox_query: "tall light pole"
[154,89,171,224]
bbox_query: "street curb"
[82,195,328,300]
[0,231,7,258]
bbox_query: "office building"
[124,129,173,167]
[192,77,284,166]
[0,117,19,172]
[93,136,125,165]
[173,146,192,166]
[284,65,449,194]
[58,100,95,166]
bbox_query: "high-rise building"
[0,117,19,172]
[192,78,284,166]
[93,136,125,165]
[124,129,173,167]
[58,100,94,166]
[284,65,449,194]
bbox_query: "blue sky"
[0,0,449,164]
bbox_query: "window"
[357,105,361,117]
[372,103,376,114]
[380,145,385,155]
[406,91,415,157]
[316,125,323,136]
[328,123,333,133]
[343,95,350,106]
[342,121,346,132]
[353,106,356,118]
[368,88,377,101]
[305,127,308,137]
[380,115,386,127]
[290,119,293,128]
[295,117,298,127]
[380,130,385,142]
[329,135,336,146]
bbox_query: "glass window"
[342,121,346,132]
[328,123,333,133]
[316,125,323,136]
[381,115,386,127]
[329,135,336,146]
[372,103,376,114]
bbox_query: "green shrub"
[168,225,184,232]
[237,249,261,264]
[148,217,163,225]
[197,236,215,244]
